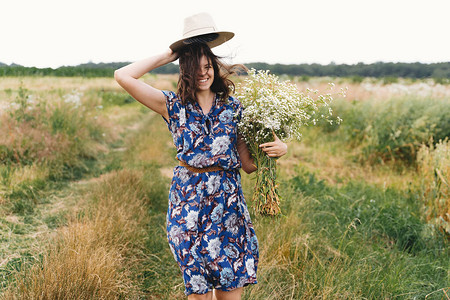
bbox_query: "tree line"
[0,61,449,79]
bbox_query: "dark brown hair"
[177,43,246,104]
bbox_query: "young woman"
[115,13,287,300]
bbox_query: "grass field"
[0,76,448,299]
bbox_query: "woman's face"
[197,55,214,92]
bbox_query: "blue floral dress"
[162,91,259,296]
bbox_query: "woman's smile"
[197,55,214,90]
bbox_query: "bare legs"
[187,287,243,300]
[214,287,243,300]
[188,291,213,300]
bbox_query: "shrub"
[382,76,399,85]
[0,87,108,180]
[350,75,364,83]
[323,97,450,165]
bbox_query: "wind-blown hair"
[177,43,245,105]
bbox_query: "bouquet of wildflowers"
[236,69,342,216]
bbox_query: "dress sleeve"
[161,90,179,132]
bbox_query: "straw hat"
[169,12,234,51]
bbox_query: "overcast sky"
[1,0,449,68]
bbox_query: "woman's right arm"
[114,49,178,120]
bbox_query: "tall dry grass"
[2,169,153,299]
[418,139,450,236]
[246,211,368,299]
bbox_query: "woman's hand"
[166,48,179,63]
[259,132,288,158]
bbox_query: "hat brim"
[169,31,234,52]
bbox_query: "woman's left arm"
[237,134,257,174]
[237,133,288,174]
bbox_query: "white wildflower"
[26,95,35,105]
[63,91,83,108]
[236,69,339,144]
[9,102,20,110]
[235,69,342,216]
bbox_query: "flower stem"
[250,144,281,216]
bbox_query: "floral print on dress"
[163,91,243,170]
[162,90,259,296]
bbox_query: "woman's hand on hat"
[166,48,179,62]
[259,132,288,158]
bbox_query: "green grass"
[0,184,80,292]
[1,77,449,299]
[241,171,449,299]
[113,109,449,299]
[104,94,449,299]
